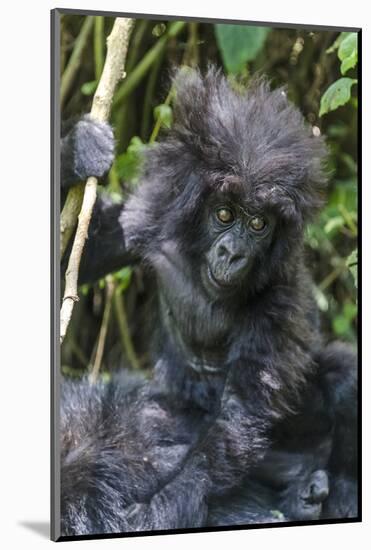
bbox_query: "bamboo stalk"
[60,17,134,344]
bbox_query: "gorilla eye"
[250,216,266,232]
[216,207,234,224]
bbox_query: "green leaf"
[324,215,344,235]
[114,136,147,183]
[326,122,349,138]
[80,284,91,296]
[340,53,357,76]
[332,315,350,336]
[319,77,357,116]
[154,104,173,129]
[326,32,351,54]
[81,80,98,96]
[343,301,357,321]
[114,267,133,293]
[152,23,166,37]
[98,278,105,289]
[101,372,112,383]
[328,178,357,213]
[214,24,270,74]
[341,153,358,175]
[270,510,284,520]
[338,33,358,75]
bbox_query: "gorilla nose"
[217,243,248,276]
[308,470,329,503]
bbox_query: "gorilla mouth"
[300,499,323,519]
[301,499,322,510]
[205,265,233,290]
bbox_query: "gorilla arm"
[60,116,136,283]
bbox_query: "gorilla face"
[282,469,329,521]
[121,69,327,300]
[201,193,276,298]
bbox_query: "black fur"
[60,342,356,535]
[60,116,132,273]
[61,373,212,535]
[60,67,358,535]
[61,114,114,193]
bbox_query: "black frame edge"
[51,7,62,543]
[55,7,361,33]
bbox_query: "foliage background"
[60,15,358,378]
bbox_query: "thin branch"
[338,204,358,236]
[60,17,134,344]
[114,288,140,370]
[149,87,174,144]
[60,183,84,259]
[94,16,105,80]
[113,21,185,108]
[184,22,199,67]
[89,276,115,383]
[319,258,348,291]
[60,16,95,107]
[69,335,89,368]
[140,47,165,139]
[147,24,192,144]
[125,19,150,74]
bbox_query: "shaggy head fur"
[121,67,328,300]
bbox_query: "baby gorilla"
[209,371,334,526]
[60,67,358,536]
[209,461,330,526]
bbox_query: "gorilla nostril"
[217,244,228,258]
